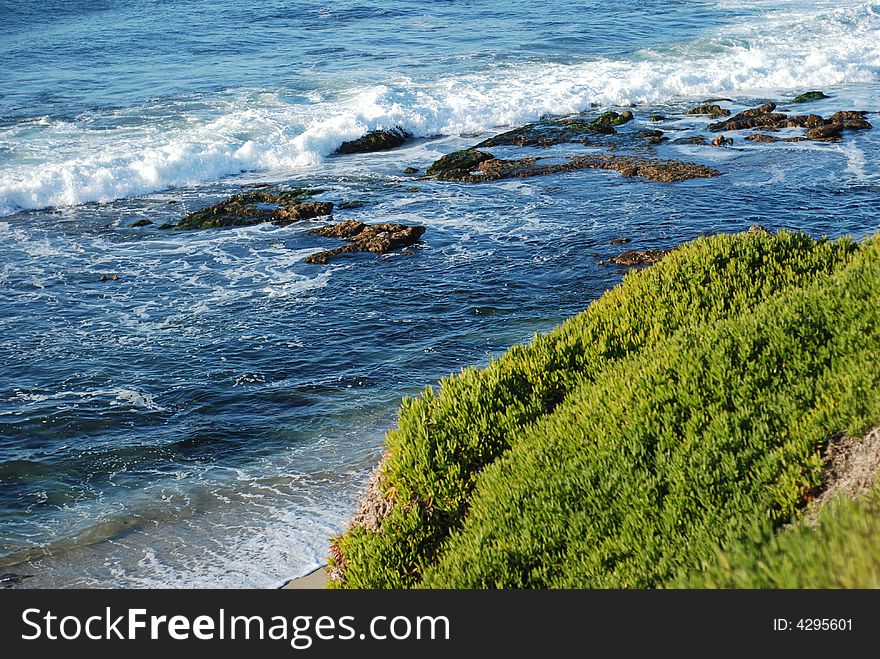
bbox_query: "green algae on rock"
[791,91,830,104]
[591,110,634,128]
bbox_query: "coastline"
[282,566,329,590]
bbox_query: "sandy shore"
[282,566,329,589]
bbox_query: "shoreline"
[282,566,329,590]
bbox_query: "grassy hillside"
[680,481,880,588]
[331,229,879,589]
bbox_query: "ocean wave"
[0,2,878,216]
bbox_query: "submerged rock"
[671,136,708,145]
[425,150,719,184]
[128,219,153,228]
[649,115,666,122]
[305,220,426,264]
[336,128,412,155]
[744,134,808,143]
[608,237,631,245]
[605,249,671,266]
[685,104,730,118]
[403,166,419,174]
[175,189,330,230]
[337,199,369,210]
[0,573,34,588]
[790,91,829,104]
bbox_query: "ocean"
[1,0,878,587]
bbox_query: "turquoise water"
[1,1,879,587]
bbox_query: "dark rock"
[745,134,780,143]
[685,104,730,118]
[167,200,179,204]
[606,249,671,266]
[708,103,779,131]
[608,237,631,245]
[702,97,733,103]
[305,220,426,264]
[158,223,175,229]
[273,201,335,225]
[806,123,844,141]
[175,189,329,230]
[640,129,668,145]
[99,274,120,282]
[784,114,825,128]
[128,219,153,228]
[671,136,708,145]
[829,111,873,130]
[710,134,733,147]
[403,167,419,174]
[425,149,496,180]
[791,91,829,104]
[649,115,666,122]
[335,128,412,155]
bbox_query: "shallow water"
[1,0,879,587]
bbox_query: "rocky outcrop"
[710,134,733,147]
[829,111,873,130]
[336,128,412,155]
[604,248,671,266]
[598,249,671,267]
[175,190,331,230]
[790,91,829,104]
[708,103,783,131]
[805,123,844,141]
[129,219,153,228]
[685,104,730,118]
[305,220,426,264]
[425,149,496,180]
[706,102,872,141]
[425,150,719,184]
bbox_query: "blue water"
[1,0,879,587]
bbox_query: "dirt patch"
[805,426,880,525]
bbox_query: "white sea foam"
[0,2,878,216]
